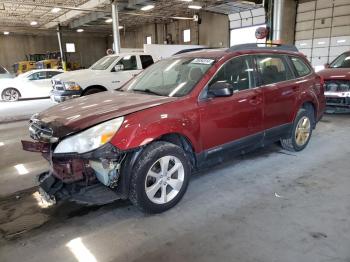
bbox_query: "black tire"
[129,141,191,213]
[280,108,314,152]
[2,88,20,101]
[83,88,104,96]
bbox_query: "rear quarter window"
[289,56,312,77]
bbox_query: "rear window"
[289,56,311,77]
[256,55,293,85]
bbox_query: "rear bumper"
[50,89,82,103]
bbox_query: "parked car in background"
[1,69,63,101]
[23,44,325,213]
[318,51,350,113]
[0,64,13,79]
[50,52,155,102]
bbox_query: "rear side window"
[140,55,154,69]
[289,56,311,77]
[256,55,293,85]
[117,55,137,70]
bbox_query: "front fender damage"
[21,140,137,206]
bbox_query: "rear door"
[255,54,297,132]
[199,55,264,151]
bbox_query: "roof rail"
[227,43,299,53]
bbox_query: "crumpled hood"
[318,68,350,80]
[36,91,177,138]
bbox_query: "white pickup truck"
[50,52,154,102]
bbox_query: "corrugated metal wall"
[295,0,350,68]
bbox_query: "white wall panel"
[334,5,350,16]
[240,11,252,19]
[332,16,350,27]
[241,18,253,27]
[230,20,241,29]
[296,0,350,65]
[330,46,350,56]
[330,36,350,46]
[315,8,333,19]
[228,13,240,21]
[312,47,329,57]
[299,48,312,59]
[311,56,329,67]
[297,11,315,22]
[296,21,314,31]
[316,0,333,9]
[298,1,315,13]
[295,39,313,49]
[295,30,314,40]
[253,16,265,25]
[313,38,330,47]
[314,28,331,38]
[332,26,350,37]
[251,8,265,17]
[314,18,332,28]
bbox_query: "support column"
[266,0,297,44]
[111,0,121,54]
[57,24,66,71]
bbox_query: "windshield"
[125,57,215,97]
[90,56,118,70]
[330,52,350,68]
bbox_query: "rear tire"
[280,108,314,152]
[2,88,20,101]
[129,141,191,213]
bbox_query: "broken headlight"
[54,117,124,154]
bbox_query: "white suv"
[50,52,154,102]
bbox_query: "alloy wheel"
[145,155,185,204]
[295,116,311,146]
[3,89,19,101]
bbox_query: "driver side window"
[116,55,137,71]
[28,71,46,80]
[209,56,255,92]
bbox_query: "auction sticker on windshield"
[190,58,215,65]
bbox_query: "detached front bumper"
[50,89,82,103]
[22,140,128,205]
[325,95,350,113]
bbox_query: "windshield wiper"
[132,89,164,96]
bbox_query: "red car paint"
[22,47,326,208]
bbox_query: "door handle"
[112,80,120,83]
[249,95,261,105]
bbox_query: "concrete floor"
[0,98,54,123]
[0,114,349,262]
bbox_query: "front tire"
[129,141,191,213]
[83,88,104,96]
[2,88,20,101]
[280,108,314,152]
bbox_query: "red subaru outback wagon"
[23,44,325,213]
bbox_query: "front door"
[199,55,264,152]
[108,55,142,89]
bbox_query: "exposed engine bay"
[324,80,350,113]
[22,120,129,206]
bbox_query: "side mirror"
[324,63,330,68]
[114,64,124,72]
[208,82,233,97]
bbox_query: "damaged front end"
[324,80,350,113]
[22,116,130,206]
